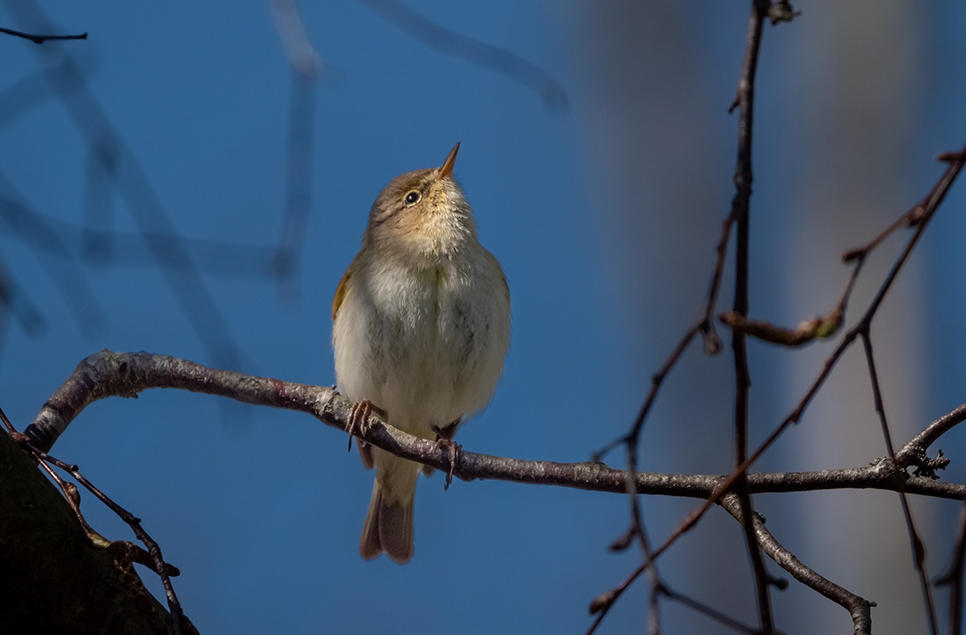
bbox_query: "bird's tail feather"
[360,464,416,564]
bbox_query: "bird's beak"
[439,142,460,179]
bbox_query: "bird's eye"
[404,191,420,206]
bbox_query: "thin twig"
[859,332,938,634]
[841,198,928,263]
[270,0,321,301]
[590,69,742,578]
[729,2,775,631]
[358,0,568,112]
[588,138,966,630]
[4,0,248,382]
[270,0,322,77]
[719,309,841,347]
[719,493,873,635]
[604,493,664,635]
[44,455,185,635]
[2,406,185,635]
[724,137,966,536]
[657,584,759,634]
[894,404,966,466]
[0,26,86,44]
[935,501,966,635]
[722,158,959,353]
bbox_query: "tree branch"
[21,351,965,503]
[729,3,775,631]
[12,350,966,634]
[720,493,873,635]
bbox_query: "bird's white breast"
[332,248,509,440]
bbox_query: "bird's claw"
[347,400,376,452]
[433,435,462,491]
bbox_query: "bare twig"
[720,493,873,635]
[588,210,736,623]
[718,230,862,348]
[589,137,966,631]
[4,0,247,376]
[41,454,186,635]
[728,2,776,632]
[0,197,280,279]
[0,26,86,44]
[719,308,842,347]
[270,0,322,78]
[272,72,316,302]
[721,147,964,364]
[935,502,966,635]
[859,332,938,634]
[657,584,759,634]
[894,404,966,466]
[2,406,186,635]
[719,136,966,554]
[0,179,108,333]
[270,0,321,301]
[616,514,760,635]
[0,252,46,337]
[841,199,929,264]
[358,0,568,112]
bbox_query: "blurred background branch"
[1,1,965,633]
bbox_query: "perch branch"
[22,351,964,502]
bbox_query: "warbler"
[331,143,511,564]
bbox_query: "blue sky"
[2,2,966,634]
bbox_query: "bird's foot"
[346,400,384,452]
[432,423,462,491]
[423,419,460,476]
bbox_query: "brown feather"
[359,479,414,564]
[359,481,383,560]
[332,269,351,321]
[378,498,414,564]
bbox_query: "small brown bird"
[331,143,511,563]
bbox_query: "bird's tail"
[360,452,417,564]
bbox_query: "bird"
[331,143,511,564]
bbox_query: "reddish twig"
[719,309,842,347]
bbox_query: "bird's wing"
[332,268,351,321]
